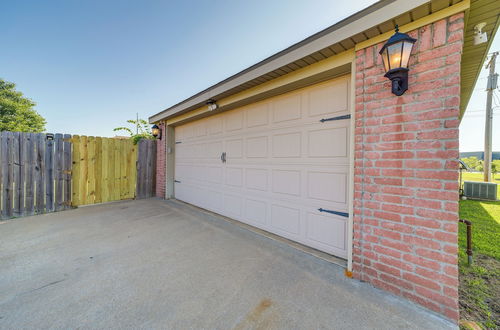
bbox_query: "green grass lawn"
[458,174,499,328]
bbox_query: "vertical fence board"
[80,136,88,205]
[151,141,156,198]
[87,137,96,204]
[5,132,14,218]
[94,137,102,204]
[71,136,81,207]
[45,134,54,213]
[143,140,149,198]
[116,140,122,199]
[135,140,141,198]
[63,134,72,209]
[120,140,126,200]
[114,139,121,201]
[108,138,116,202]
[24,133,35,216]
[119,140,125,199]
[35,133,45,214]
[127,142,137,199]
[145,140,152,198]
[11,132,21,217]
[143,139,149,198]
[136,139,144,198]
[54,134,64,211]
[18,132,28,217]
[101,138,109,203]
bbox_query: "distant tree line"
[461,156,500,175]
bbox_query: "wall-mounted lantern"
[151,124,162,139]
[379,25,416,96]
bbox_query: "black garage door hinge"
[320,114,351,123]
[318,208,349,218]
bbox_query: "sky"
[0,0,498,152]
[459,35,500,152]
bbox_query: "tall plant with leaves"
[113,118,155,144]
[0,78,46,132]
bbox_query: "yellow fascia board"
[355,0,470,51]
[167,49,354,125]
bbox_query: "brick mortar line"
[375,236,457,255]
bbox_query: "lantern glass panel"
[382,48,390,72]
[387,42,403,70]
[400,41,414,68]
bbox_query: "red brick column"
[155,122,166,198]
[352,13,464,322]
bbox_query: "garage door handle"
[318,208,349,218]
[221,152,226,163]
[320,114,351,123]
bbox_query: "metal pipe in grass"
[459,219,473,265]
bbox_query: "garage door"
[174,75,351,258]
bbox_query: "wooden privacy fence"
[0,132,157,220]
[0,132,72,219]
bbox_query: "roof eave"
[149,0,433,123]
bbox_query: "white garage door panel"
[306,212,347,254]
[174,76,351,258]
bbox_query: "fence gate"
[136,139,156,199]
[0,132,72,220]
[71,136,138,206]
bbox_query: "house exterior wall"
[352,14,464,322]
[153,12,465,323]
[156,122,166,198]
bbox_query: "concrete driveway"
[0,199,454,329]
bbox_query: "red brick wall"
[155,122,166,198]
[353,14,464,322]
